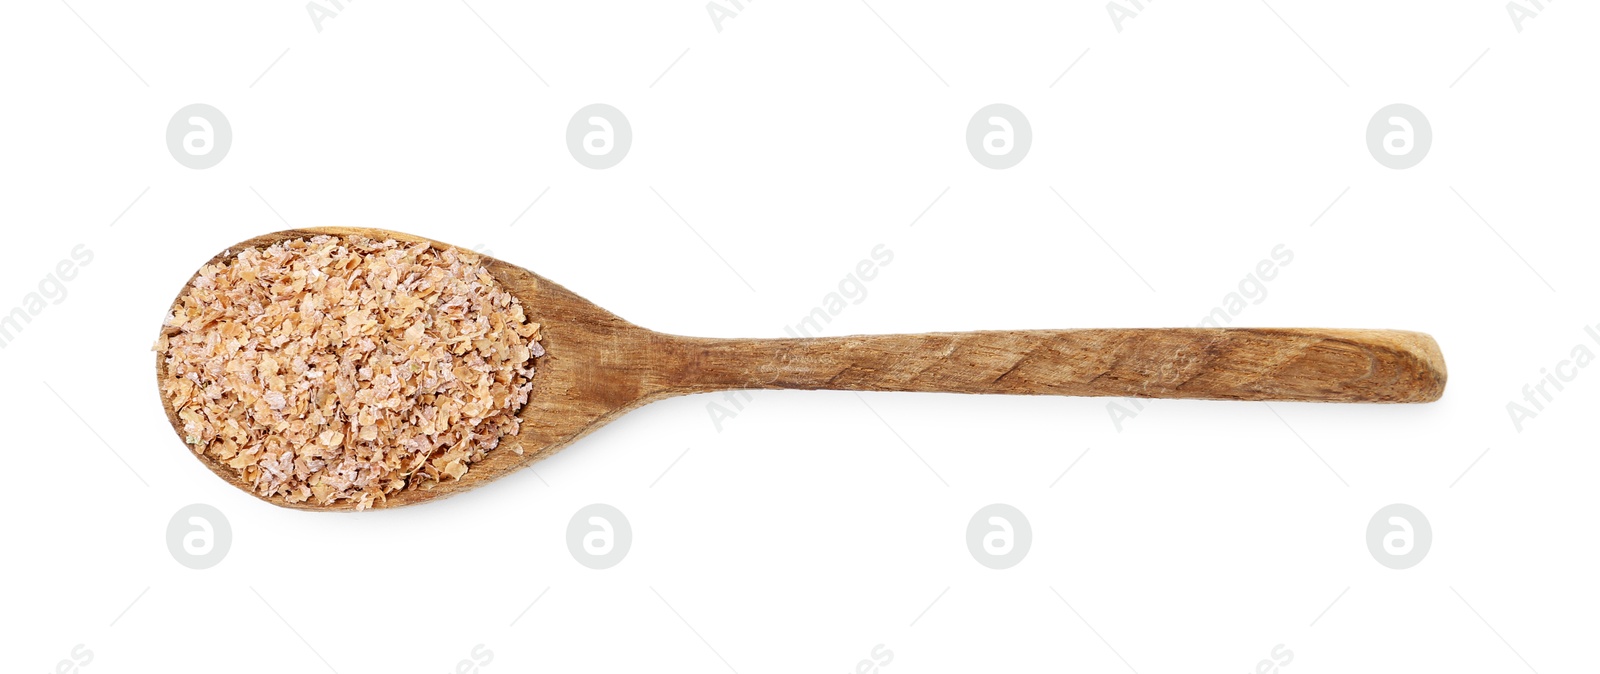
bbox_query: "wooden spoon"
[156,227,1447,510]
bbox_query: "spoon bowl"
[156,227,1447,511]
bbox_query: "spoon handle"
[666,328,1445,403]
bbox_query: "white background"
[2,1,1596,672]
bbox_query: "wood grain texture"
[663,328,1445,402]
[156,228,1446,510]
